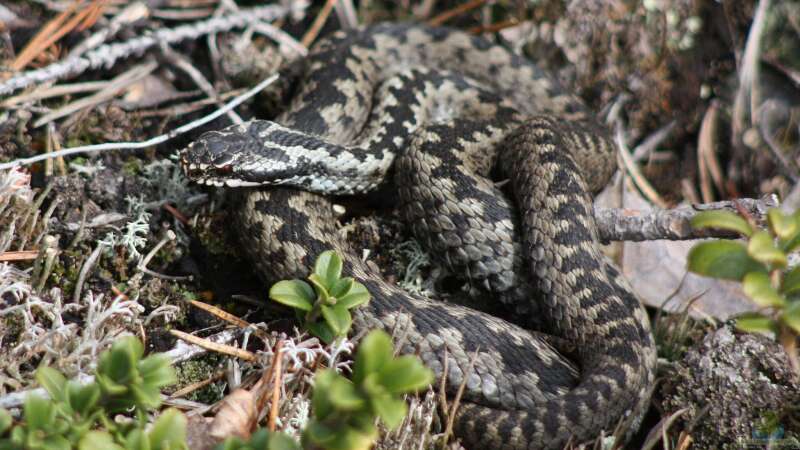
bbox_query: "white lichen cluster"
[642,0,703,51]
[0,169,145,394]
[98,195,152,261]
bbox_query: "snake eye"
[213,164,233,175]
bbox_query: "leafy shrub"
[0,336,184,450]
[689,209,800,334]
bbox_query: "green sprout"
[269,251,370,343]
[302,330,433,450]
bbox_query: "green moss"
[122,157,143,177]
[173,355,225,404]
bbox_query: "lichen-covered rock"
[661,326,799,449]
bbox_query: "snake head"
[179,121,313,188]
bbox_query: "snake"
[179,23,657,449]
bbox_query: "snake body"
[180,23,656,449]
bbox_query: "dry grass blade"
[169,370,226,399]
[732,0,771,139]
[640,407,690,450]
[0,250,39,261]
[187,299,267,338]
[697,101,722,203]
[266,341,285,431]
[12,0,106,71]
[427,0,487,26]
[33,61,158,127]
[615,125,669,208]
[171,329,257,361]
[441,349,479,449]
[301,0,338,48]
[468,19,521,35]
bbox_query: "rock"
[661,326,799,449]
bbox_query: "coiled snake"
[180,23,657,449]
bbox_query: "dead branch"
[595,195,779,243]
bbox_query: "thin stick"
[0,4,299,96]
[428,0,487,26]
[615,124,669,208]
[0,250,39,261]
[267,341,285,431]
[0,73,278,171]
[169,370,226,399]
[33,60,157,127]
[442,349,479,449]
[697,101,720,203]
[171,329,257,361]
[301,0,337,48]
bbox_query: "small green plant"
[302,330,433,450]
[0,336,184,450]
[214,429,300,450]
[213,330,433,450]
[269,251,370,343]
[688,208,800,370]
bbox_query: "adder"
[180,23,657,449]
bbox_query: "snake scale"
[180,23,657,449]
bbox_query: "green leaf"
[24,395,55,431]
[735,312,779,334]
[0,408,12,434]
[742,272,786,308]
[42,435,74,450]
[353,331,393,385]
[124,429,150,450]
[330,277,354,299]
[371,393,407,429]
[314,250,343,290]
[311,370,336,420]
[308,274,331,303]
[326,375,365,411]
[781,301,800,334]
[376,356,434,394]
[320,305,351,336]
[269,280,315,311]
[78,431,125,450]
[94,373,128,396]
[99,337,141,385]
[337,282,370,310]
[782,266,800,296]
[267,432,301,450]
[303,420,337,446]
[307,321,336,344]
[66,381,101,417]
[748,231,787,268]
[147,408,187,450]
[769,209,799,241]
[130,383,162,410]
[691,210,753,236]
[36,367,67,402]
[139,354,177,389]
[303,421,374,450]
[687,240,766,280]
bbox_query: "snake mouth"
[180,158,263,188]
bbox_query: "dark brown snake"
[180,23,656,449]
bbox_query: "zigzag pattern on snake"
[180,23,657,449]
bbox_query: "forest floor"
[1,1,799,449]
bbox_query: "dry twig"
[0,4,301,96]
[594,195,778,243]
